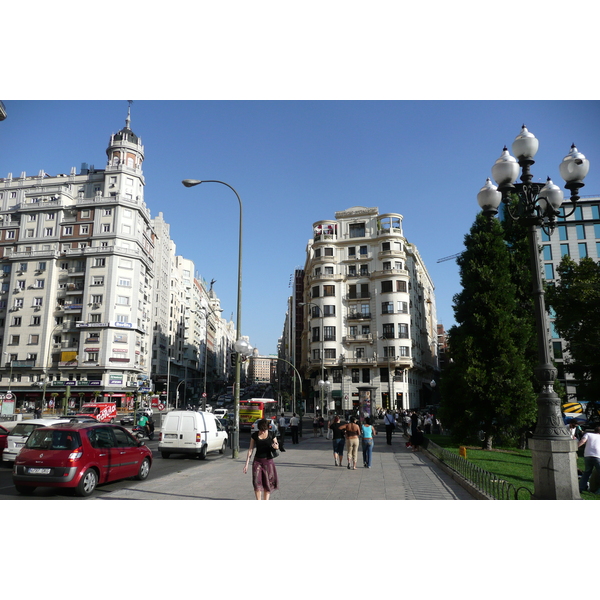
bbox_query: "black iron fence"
[423,438,534,500]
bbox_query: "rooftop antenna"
[126,100,133,128]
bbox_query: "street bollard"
[459,446,467,459]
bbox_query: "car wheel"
[198,444,207,460]
[76,468,98,497]
[161,451,170,459]
[15,485,36,495]
[135,457,151,481]
[219,440,227,454]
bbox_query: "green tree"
[439,213,537,449]
[545,255,600,406]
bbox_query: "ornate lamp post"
[477,125,589,499]
[183,179,244,458]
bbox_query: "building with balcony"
[299,206,438,415]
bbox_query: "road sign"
[4,392,13,400]
[202,392,207,398]
[158,403,165,411]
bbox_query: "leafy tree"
[439,213,537,449]
[545,256,600,406]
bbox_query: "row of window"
[311,347,411,365]
[543,242,600,264]
[322,367,405,384]
[308,301,410,317]
[541,222,600,242]
[310,322,410,341]
[314,241,404,259]
[312,280,409,298]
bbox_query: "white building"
[300,206,438,415]
[0,107,154,409]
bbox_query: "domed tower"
[104,102,145,196]
[106,103,145,170]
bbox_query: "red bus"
[239,399,278,429]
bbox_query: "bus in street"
[239,398,278,429]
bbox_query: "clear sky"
[1,100,599,355]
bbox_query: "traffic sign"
[202,392,207,398]
[158,403,165,411]
[4,392,13,400]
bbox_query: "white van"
[158,410,228,459]
[2,418,71,463]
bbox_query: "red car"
[12,422,153,497]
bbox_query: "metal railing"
[423,438,534,500]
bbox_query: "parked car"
[214,408,228,419]
[0,421,19,460]
[67,417,99,423]
[12,422,153,497]
[159,410,228,459]
[2,418,71,464]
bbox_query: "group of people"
[328,415,378,469]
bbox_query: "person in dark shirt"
[243,419,279,500]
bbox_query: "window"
[323,326,336,341]
[314,248,321,258]
[348,265,356,277]
[14,298,23,309]
[323,305,335,316]
[9,335,19,345]
[360,304,370,316]
[396,280,407,293]
[362,368,370,383]
[103,224,112,233]
[118,277,131,287]
[356,347,365,358]
[398,346,410,357]
[351,369,360,383]
[104,208,112,216]
[382,261,391,271]
[324,348,336,359]
[560,244,570,257]
[383,346,395,358]
[12,316,21,326]
[553,341,563,360]
[381,281,393,293]
[382,301,394,314]
[544,264,554,280]
[37,262,46,272]
[90,314,102,322]
[397,301,408,314]
[382,324,394,339]
[324,266,334,275]
[33,297,43,307]
[576,224,586,240]
[31,316,41,326]
[44,227,54,236]
[312,349,321,361]
[6,230,15,239]
[324,247,334,256]
[28,334,39,345]
[348,247,356,258]
[398,323,409,338]
[91,294,103,304]
[359,246,368,255]
[349,223,365,238]
[46,213,55,220]
[558,226,568,241]
[25,229,34,238]
[35,280,44,289]
[117,296,130,306]
[92,276,104,286]
[81,225,89,234]
[86,352,99,363]
[323,285,335,297]
[543,246,552,260]
[578,243,588,258]
[63,226,73,235]
[17,280,25,290]
[332,369,342,383]
[94,258,106,267]
[312,327,320,342]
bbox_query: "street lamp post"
[477,125,589,500]
[182,179,244,459]
[299,301,325,416]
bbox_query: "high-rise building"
[0,107,154,409]
[540,195,600,401]
[299,206,438,416]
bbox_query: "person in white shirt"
[289,413,300,444]
[578,426,600,494]
[277,413,287,452]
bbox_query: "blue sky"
[1,100,599,354]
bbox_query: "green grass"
[427,434,599,500]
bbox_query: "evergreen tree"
[545,256,600,407]
[439,213,537,448]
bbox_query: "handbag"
[269,433,280,458]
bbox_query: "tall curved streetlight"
[476,126,589,500]
[182,179,244,458]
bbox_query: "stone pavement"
[101,429,474,501]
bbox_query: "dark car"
[13,422,152,497]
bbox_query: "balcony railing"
[347,312,371,320]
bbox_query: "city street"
[0,423,473,500]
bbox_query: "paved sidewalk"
[101,431,474,501]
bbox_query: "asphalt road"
[0,429,250,500]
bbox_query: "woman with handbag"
[243,418,279,500]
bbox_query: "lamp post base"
[529,437,581,500]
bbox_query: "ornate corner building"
[298,206,439,414]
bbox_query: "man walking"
[383,410,396,445]
[289,413,300,445]
[578,425,600,494]
[278,412,287,452]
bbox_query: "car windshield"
[26,429,81,450]
[10,423,42,437]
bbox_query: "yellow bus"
[239,399,278,429]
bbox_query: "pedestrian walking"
[243,419,279,500]
[340,416,361,470]
[410,410,419,436]
[289,413,300,444]
[313,416,320,437]
[318,415,325,437]
[578,425,600,494]
[278,412,287,451]
[383,410,396,445]
[361,417,377,468]
[410,426,425,452]
[328,415,346,466]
